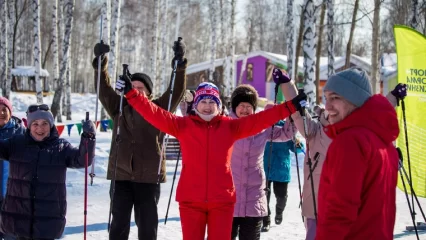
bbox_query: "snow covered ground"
[9,92,426,239]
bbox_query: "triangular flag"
[101,120,109,131]
[67,124,74,136]
[108,119,114,129]
[56,125,65,136]
[76,123,82,135]
[96,121,100,129]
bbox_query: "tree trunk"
[315,2,325,104]
[160,0,169,95]
[327,0,335,78]
[409,0,419,30]
[302,0,317,111]
[5,0,15,99]
[294,5,304,84]
[208,0,217,83]
[108,0,121,85]
[229,0,236,93]
[100,0,111,122]
[345,0,359,68]
[0,0,8,94]
[219,0,228,96]
[51,0,75,119]
[151,0,159,96]
[371,0,381,94]
[286,0,295,79]
[65,43,72,120]
[32,0,43,103]
[52,0,62,122]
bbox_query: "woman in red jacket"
[115,76,306,240]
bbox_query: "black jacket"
[0,127,95,239]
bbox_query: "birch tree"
[5,0,16,99]
[65,43,72,120]
[409,0,419,30]
[109,0,121,84]
[345,0,359,68]
[302,0,317,110]
[51,0,75,119]
[101,0,110,121]
[208,0,217,83]
[327,0,335,78]
[294,6,304,82]
[0,0,7,92]
[315,2,325,104]
[32,0,43,103]
[229,0,236,93]
[160,0,169,94]
[287,0,295,79]
[371,0,381,94]
[219,0,228,96]
[151,0,159,96]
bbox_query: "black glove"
[81,120,96,139]
[115,73,133,95]
[291,89,308,113]
[94,42,110,57]
[172,37,186,61]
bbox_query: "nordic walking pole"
[90,15,103,186]
[289,116,304,223]
[401,99,416,221]
[108,64,128,232]
[83,112,89,240]
[265,84,279,192]
[397,148,420,239]
[165,148,182,224]
[298,89,317,223]
[156,37,183,184]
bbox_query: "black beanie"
[131,73,153,95]
[231,84,258,113]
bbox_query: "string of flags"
[55,119,114,137]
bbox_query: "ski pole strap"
[307,152,320,180]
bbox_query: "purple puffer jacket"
[231,112,296,217]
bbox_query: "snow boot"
[261,216,271,232]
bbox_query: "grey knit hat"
[27,109,54,127]
[324,68,372,107]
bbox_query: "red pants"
[179,202,235,240]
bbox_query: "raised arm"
[125,89,182,138]
[92,55,121,118]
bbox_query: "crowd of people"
[0,37,407,240]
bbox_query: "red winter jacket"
[316,95,399,240]
[125,89,296,203]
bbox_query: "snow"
[8,92,426,239]
[11,66,50,77]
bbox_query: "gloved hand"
[81,120,96,139]
[173,37,186,60]
[94,42,110,57]
[290,89,308,113]
[272,68,291,85]
[183,89,195,103]
[391,83,407,100]
[115,73,133,95]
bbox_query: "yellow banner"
[394,25,426,198]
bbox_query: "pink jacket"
[231,113,296,217]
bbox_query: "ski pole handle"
[298,88,306,117]
[122,64,129,76]
[86,112,89,121]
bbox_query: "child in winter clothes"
[0,104,96,240]
[229,86,296,240]
[115,73,307,240]
[262,121,296,230]
[0,97,25,240]
[276,67,406,240]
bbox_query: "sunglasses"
[27,104,50,114]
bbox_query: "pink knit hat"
[0,97,12,115]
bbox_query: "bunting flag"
[54,119,115,137]
[56,125,65,136]
[394,25,426,198]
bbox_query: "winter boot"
[275,196,287,225]
[261,216,271,232]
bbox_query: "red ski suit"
[125,89,297,240]
[316,95,399,240]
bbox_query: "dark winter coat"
[0,116,25,199]
[93,56,186,183]
[0,127,95,239]
[125,89,297,203]
[317,95,399,240]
